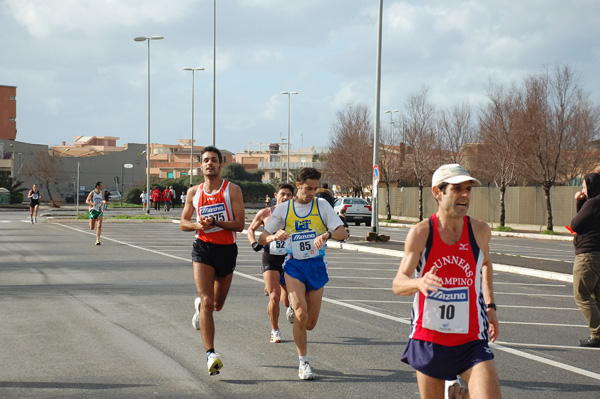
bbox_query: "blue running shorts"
[401,339,494,380]
[283,256,329,292]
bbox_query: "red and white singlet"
[192,180,236,244]
[409,214,489,346]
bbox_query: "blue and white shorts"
[401,339,494,380]
[283,256,329,292]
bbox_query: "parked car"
[333,197,372,226]
[108,190,122,201]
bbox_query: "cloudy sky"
[1,0,599,154]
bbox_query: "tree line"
[327,64,600,231]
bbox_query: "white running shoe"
[207,352,223,375]
[445,379,462,399]
[298,361,314,380]
[286,305,295,324]
[192,297,201,330]
[270,329,281,343]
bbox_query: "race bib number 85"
[422,287,469,334]
[290,231,318,260]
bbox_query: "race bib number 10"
[290,231,318,260]
[422,287,469,334]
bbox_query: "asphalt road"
[1,210,598,398]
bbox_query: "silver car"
[333,197,372,226]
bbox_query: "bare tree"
[23,151,63,207]
[378,124,405,220]
[476,82,523,227]
[438,101,475,164]
[327,103,373,197]
[402,86,438,221]
[558,91,600,183]
[515,64,593,231]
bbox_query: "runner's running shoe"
[298,361,314,380]
[192,297,201,330]
[207,352,223,375]
[286,305,295,324]
[270,329,281,343]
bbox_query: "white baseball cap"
[431,164,481,188]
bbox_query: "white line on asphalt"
[500,321,587,328]
[55,222,600,382]
[494,292,573,298]
[495,340,600,351]
[494,282,565,287]
[490,343,600,381]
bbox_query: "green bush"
[231,180,275,203]
[10,192,23,204]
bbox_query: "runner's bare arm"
[258,229,290,246]
[473,219,499,341]
[180,186,201,231]
[392,221,442,297]
[314,225,348,249]
[247,209,268,245]
[85,191,94,206]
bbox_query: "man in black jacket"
[570,172,600,347]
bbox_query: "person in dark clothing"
[103,190,110,211]
[315,185,335,207]
[570,172,600,347]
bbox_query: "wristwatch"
[326,231,332,240]
[486,303,497,311]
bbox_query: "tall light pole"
[371,0,384,236]
[384,109,398,132]
[134,35,164,214]
[280,91,298,182]
[212,0,217,146]
[182,67,204,186]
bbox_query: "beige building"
[235,142,327,183]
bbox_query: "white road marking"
[55,222,600,382]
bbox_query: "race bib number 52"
[422,287,469,334]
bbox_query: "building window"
[9,96,16,100]
[181,172,187,176]
[167,172,174,178]
[270,172,275,179]
[9,117,16,121]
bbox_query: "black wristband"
[486,303,497,311]
[252,242,264,252]
[210,217,217,226]
[325,231,332,240]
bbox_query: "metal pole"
[190,70,195,185]
[76,161,80,213]
[146,38,151,214]
[286,94,291,182]
[120,164,124,208]
[212,0,216,146]
[371,0,384,234]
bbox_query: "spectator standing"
[103,190,110,211]
[152,187,162,211]
[570,172,600,347]
[170,186,176,209]
[163,186,172,211]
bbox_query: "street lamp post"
[182,67,205,186]
[383,109,398,133]
[134,35,164,214]
[280,91,298,182]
